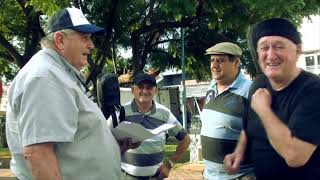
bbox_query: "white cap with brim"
[47,8,105,36]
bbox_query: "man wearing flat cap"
[6,7,124,179]
[201,42,253,179]
[115,73,191,179]
[224,18,320,180]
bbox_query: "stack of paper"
[111,121,176,143]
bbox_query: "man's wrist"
[168,160,174,168]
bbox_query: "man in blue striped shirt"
[201,42,254,180]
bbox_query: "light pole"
[181,28,187,129]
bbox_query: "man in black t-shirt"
[223,18,320,180]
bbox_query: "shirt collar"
[42,48,92,98]
[42,48,86,82]
[208,72,247,93]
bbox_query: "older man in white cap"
[6,7,123,179]
[201,42,254,180]
[224,18,320,180]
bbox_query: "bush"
[0,121,7,148]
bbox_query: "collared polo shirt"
[6,48,121,179]
[200,72,253,180]
[121,100,187,177]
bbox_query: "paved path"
[0,169,15,180]
[166,163,204,180]
[0,163,204,180]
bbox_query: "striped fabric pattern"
[121,100,187,177]
[200,73,252,179]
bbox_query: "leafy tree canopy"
[0,0,320,85]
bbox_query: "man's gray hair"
[40,29,76,48]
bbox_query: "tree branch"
[140,0,158,25]
[0,51,15,63]
[16,0,27,14]
[0,34,23,67]
[72,0,80,8]
[141,31,160,61]
[132,16,198,37]
[151,38,180,48]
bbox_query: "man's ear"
[53,32,65,52]
[131,86,134,94]
[235,57,241,68]
[296,44,302,56]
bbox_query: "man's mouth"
[266,62,280,67]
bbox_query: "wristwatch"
[168,160,175,168]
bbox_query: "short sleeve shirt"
[245,71,320,179]
[6,48,121,180]
[120,100,188,176]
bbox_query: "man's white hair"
[40,29,76,48]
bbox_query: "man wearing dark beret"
[224,18,320,180]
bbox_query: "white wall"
[298,15,320,73]
[0,86,8,113]
[300,15,320,51]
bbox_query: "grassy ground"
[0,140,191,167]
[0,148,10,158]
[164,137,190,168]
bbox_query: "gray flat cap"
[205,42,242,56]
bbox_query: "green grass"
[0,148,10,158]
[164,138,190,169]
[0,144,191,168]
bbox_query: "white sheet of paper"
[111,121,176,143]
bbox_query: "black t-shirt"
[244,71,320,180]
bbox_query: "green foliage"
[0,0,25,45]
[27,0,70,15]
[1,0,320,83]
[164,144,190,164]
[0,148,10,158]
[0,60,18,84]
[145,0,320,79]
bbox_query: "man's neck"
[216,84,230,94]
[216,74,237,94]
[135,100,153,113]
[270,68,301,91]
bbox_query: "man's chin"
[212,75,222,80]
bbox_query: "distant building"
[157,71,209,116]
[0,85,8,117]
[298,49,320,75]
[298,15,320,75]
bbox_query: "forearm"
[24,143,62,180]
[223,131,248,174]
[170,135,191,162]
[234,131,247,156]
[257,109,316,167]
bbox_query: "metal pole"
[181,28,187,130]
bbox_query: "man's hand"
[223,152,243,175]
[156,162,171,179]
[251,88,272,116]
[118,138,141,153]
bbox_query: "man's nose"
[88,38,95,50]
[266,47,278,60]
[211,60,220,68]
